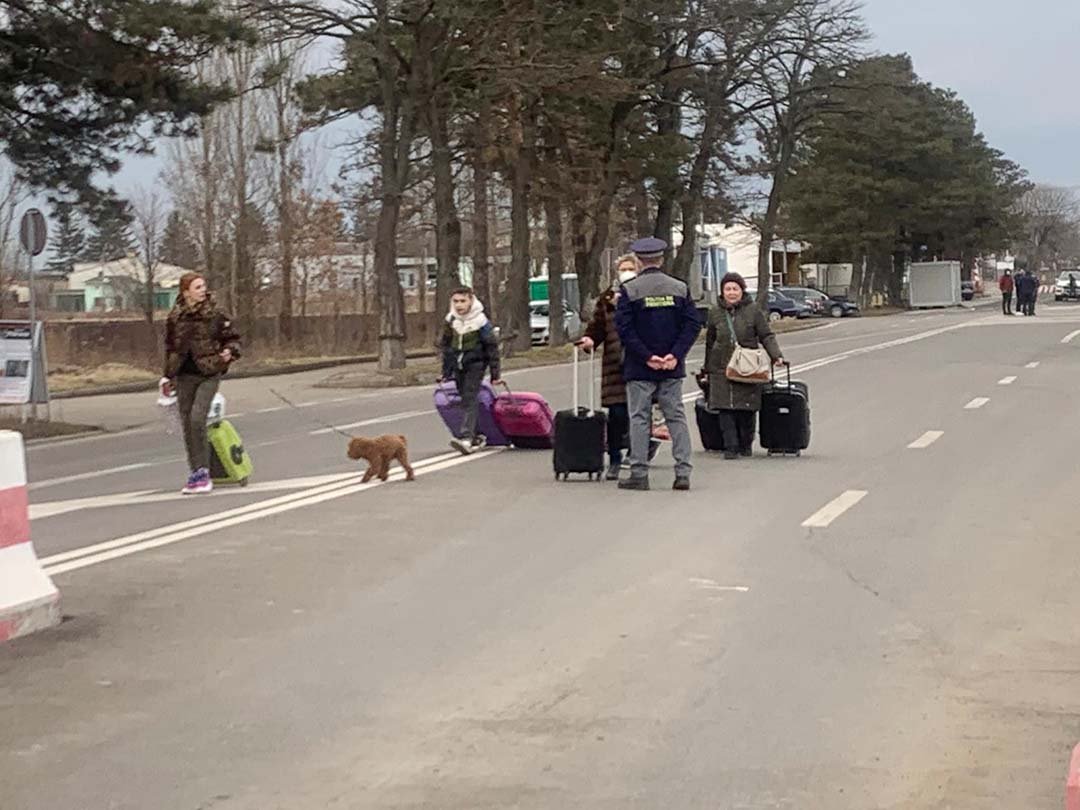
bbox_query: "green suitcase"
[208,419,253,486]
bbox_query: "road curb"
[50,350,438,400]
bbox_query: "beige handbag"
[724,310,771,383]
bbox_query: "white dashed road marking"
[1026,362,1040,369]
[802,490,868,529]
[907,431,944,450]
[964,397,990,410]
[689,578,750,593]
[1062,330,1080,344]
[998,376,1017,385]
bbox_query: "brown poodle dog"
[346,434,415,482]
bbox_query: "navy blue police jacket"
[614,267,702,382]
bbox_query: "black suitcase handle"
[770,360,792,386]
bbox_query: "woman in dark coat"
[163,272,242,494]
[579,254,638,479]
[703,272,784,459]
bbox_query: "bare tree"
[164,57,232,287]
[163,29,274,338]
[130,185,167,325]
[1017,185,1080,272]
[0,162,28,317]
[262,33,313,343]
[744,0,866,303]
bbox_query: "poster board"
[0,321,47,405]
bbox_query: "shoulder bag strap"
[724,310,741,347]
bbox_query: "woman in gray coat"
[703,272,785,459]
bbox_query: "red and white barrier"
[0,430,60,642]
[1067,743,1080,810]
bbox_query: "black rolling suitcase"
[553,346,606,481]
[693,370,726,452]
[759,363,810,456]
[695,397,727,452]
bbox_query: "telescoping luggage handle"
[495,379,514,402]
[572,344,597,415]
[770,360,792,387]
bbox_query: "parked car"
[1054,271,1080,301]
[960,280,975,301]
[530,300,582,345]
[747,290,812,321]
[778,286,860,318]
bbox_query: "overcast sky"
[862,0,1080,186]
[113,0,1080,195]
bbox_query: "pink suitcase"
[493,386,555,449]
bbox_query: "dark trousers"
[718,409,755,453]
[454,364,486,441]
[607,402,629,466]
[176,374,220,472]
[1002,291,1012,315]
[1020,292,1035,315]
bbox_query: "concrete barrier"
[1067,743,1080,810]
[0,430,61,642]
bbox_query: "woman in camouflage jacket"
[163,272,242,494]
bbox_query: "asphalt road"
[4,305,1080,808]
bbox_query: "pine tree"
[159,210,200,269]
[82,201,135,263]
[786,55,1028,303]
[0,1,249,206]
[46,202,85,275]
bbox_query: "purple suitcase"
[494,388,555,449]
[433,380,511,446]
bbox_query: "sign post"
[17,209,48,420]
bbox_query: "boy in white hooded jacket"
[439,287,502,454]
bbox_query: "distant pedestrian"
[163,272,242,495]
[1023,269,1039,316]
[440,286,502,455]
[999,270,1013,316]
[702,273,785,459]
[614,236,702,491]
[1070,273,1078,299]
[1015,269,1035,316]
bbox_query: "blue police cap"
[630,236,667,257]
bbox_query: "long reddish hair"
[178,272,204,295]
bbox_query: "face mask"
[618,270,636,283]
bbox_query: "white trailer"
[908,261,961,308]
